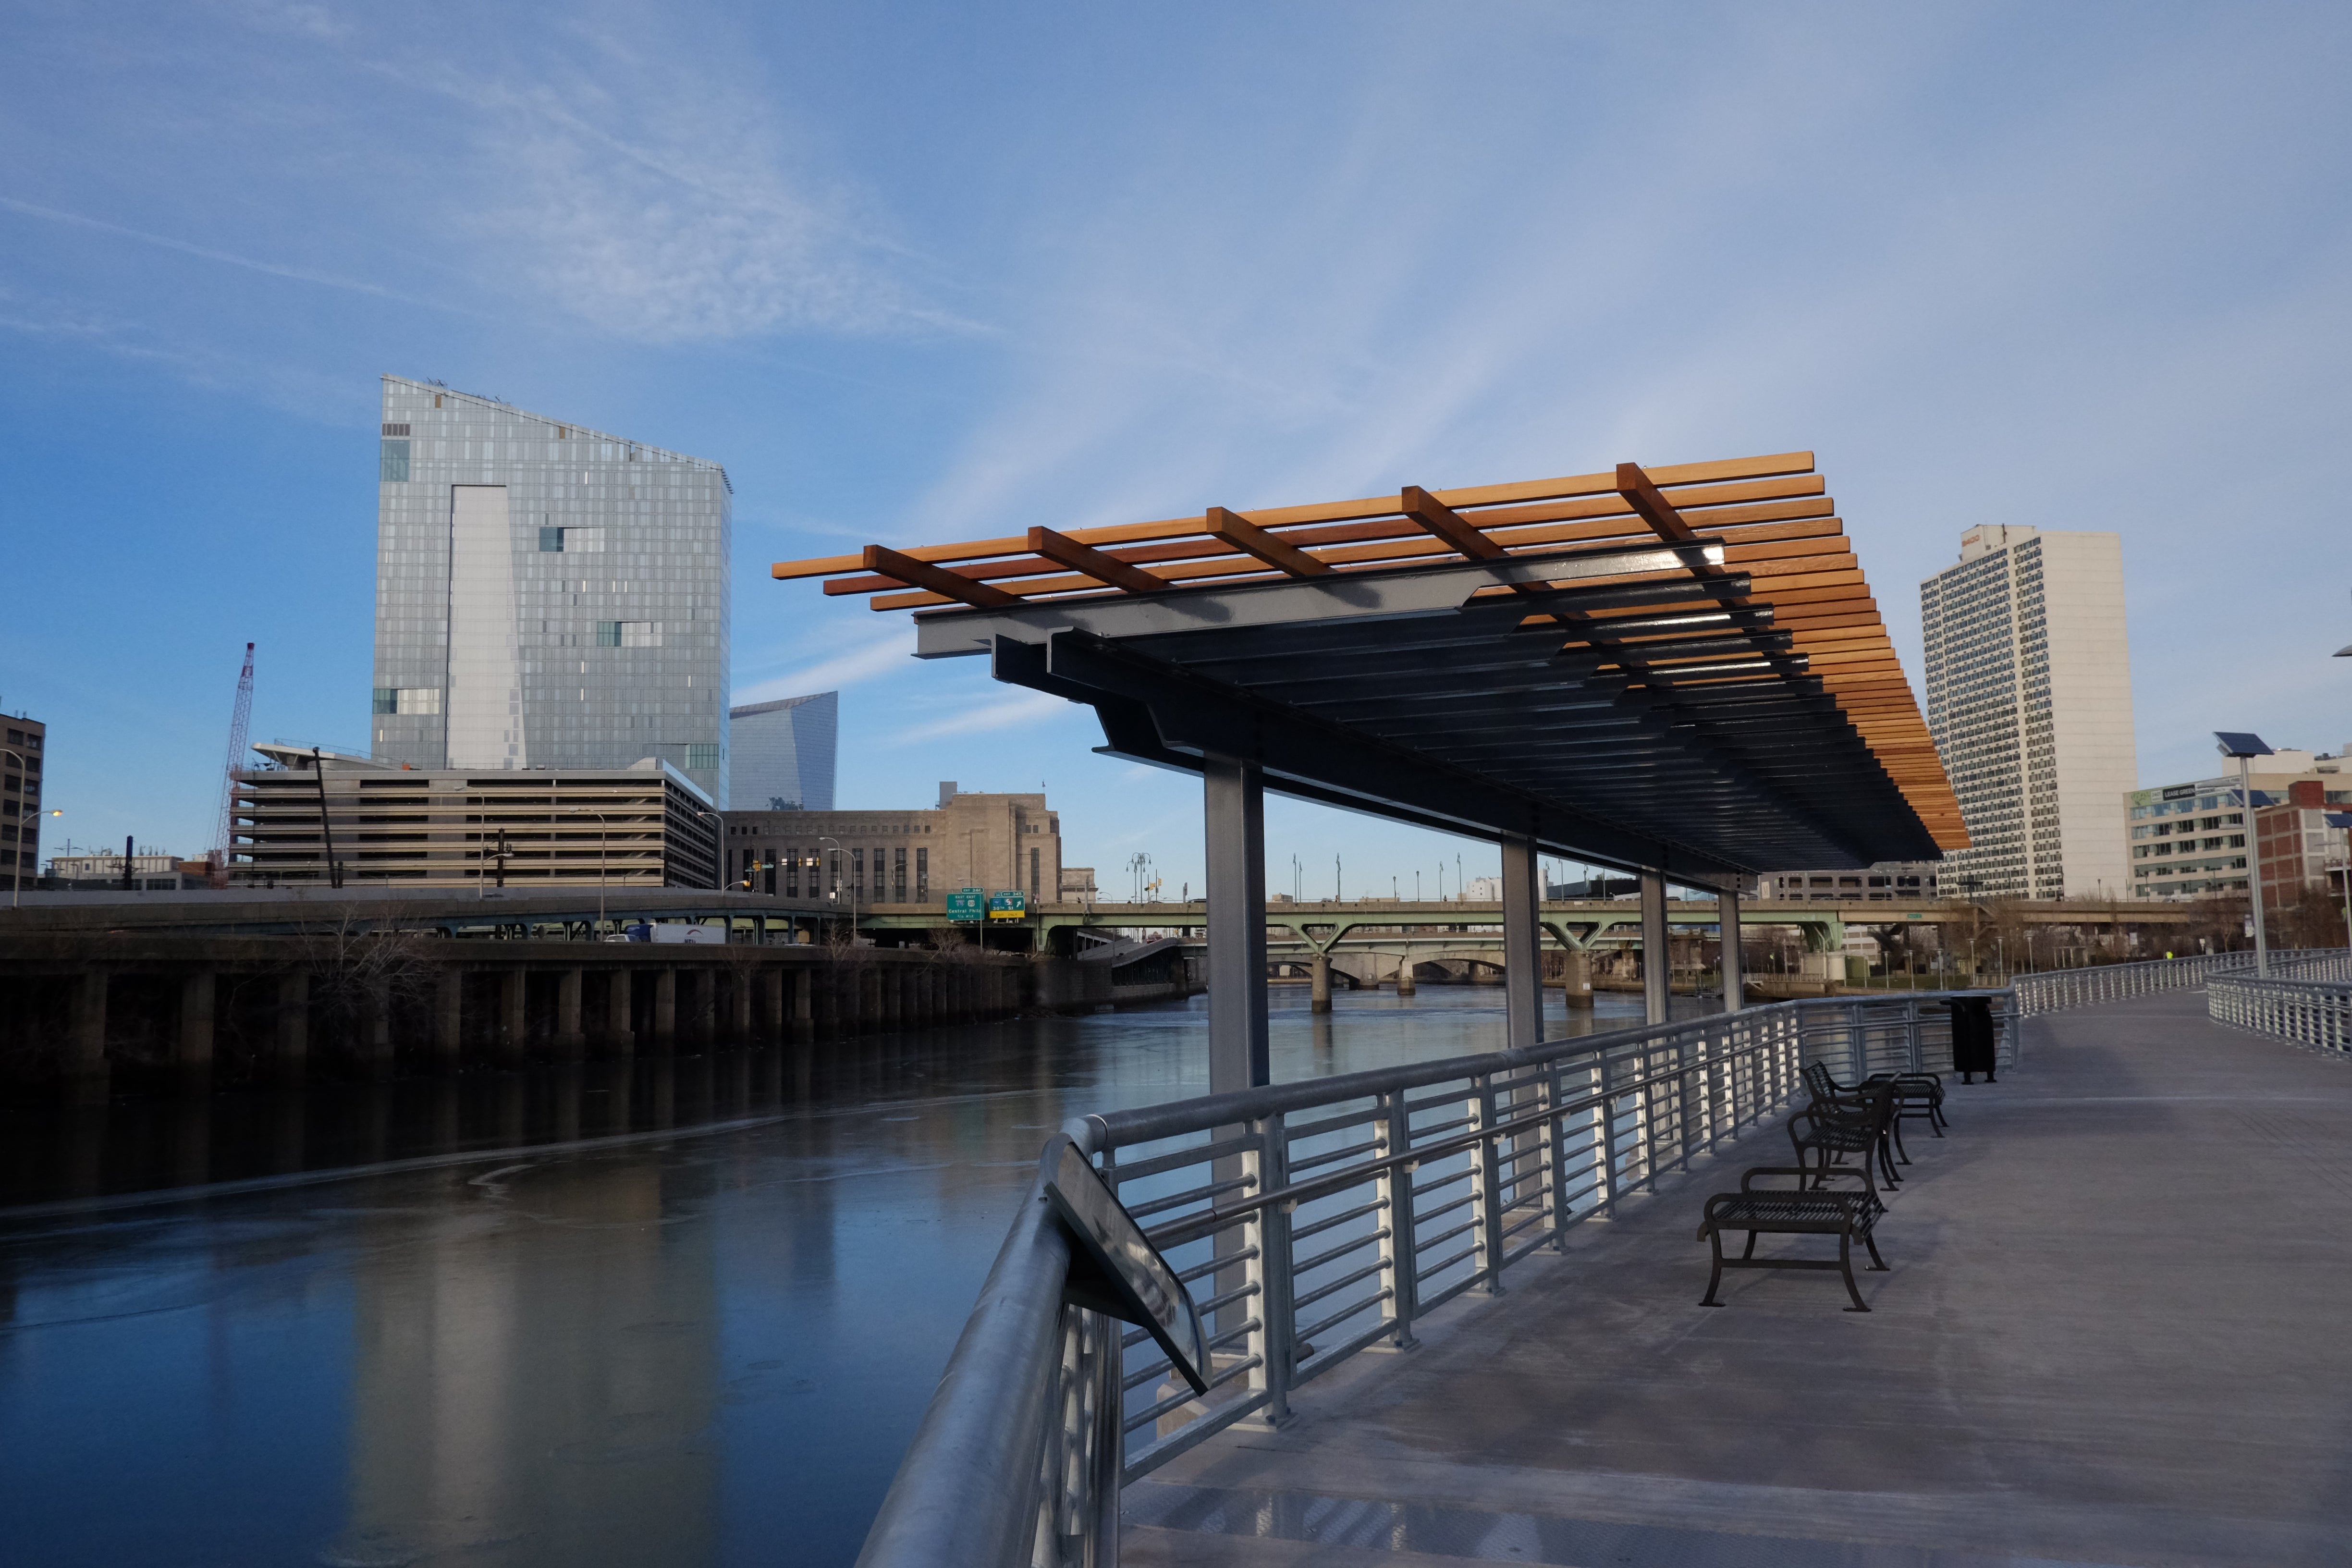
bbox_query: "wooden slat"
[1205,507,1334,578]
[1026,527,1170,593]
[1399,485,1504,560]
[861,545,1017,610]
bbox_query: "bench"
[1697,1165,1887,1312]
[1798,1070,1904,1188]
[1806,1058,1949,1148]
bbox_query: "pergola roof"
[773,452,1965,881]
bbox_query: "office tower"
[370,376,732,804]
[3,712,45,891]
[1920,525,2135,899]
[728,691,838,810]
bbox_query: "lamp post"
[818,835,853,944]
[564,806,612,937]
[2216,732,2274,976]
[10,806,61,909]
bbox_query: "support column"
[361,978,394,1077]
[1560,948,1593,1009]
[555,968,585,1058]
[607,970,636,1058]
[68,969,110,1101]
[497,969,526,1063]
[793,966,814,1025]
[1309,953,1332,1014]
[1204,753,1270,1093]
[1718,885,1745,1012]
[732,968,754,1041]
[276,971,309,1082]
[435,971,464,1065]
[177,970,216,1078]
[1501,833,1542,1050]
[1395,955,1416,995]
[653,969,676,1051]
[1641,871,1670,1027]
[762,968,784,1041]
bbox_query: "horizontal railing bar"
[1289,1318,1406,1389]
[1124,1351,1263,1434]
[1291,1198,1387,1244]
[1106,1131,1260,1185]
[1296,1286,1395,1347]
[1173,1245,1257,1286]
[1286,1137,1386,1176]
[1414,1243,1480,1283]
[1124,1173,1256,1221]
[1294,1228,1389,1278]
[1292,1262,1389,1315]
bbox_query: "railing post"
[1544,1057,1574,1249]
[1378,1088,1421,1348]
[1246,1110,1295,1425]
[1470,1073,1507,1294]
[1595,1045,1620,1218]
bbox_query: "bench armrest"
[1740,1165,1815,1190]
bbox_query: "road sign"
[946,887,984,923]
[987,890,1028,920]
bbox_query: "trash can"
[1950,995,1997,1082]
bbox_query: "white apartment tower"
[370,377,732,804]
[1919,525,2135,900]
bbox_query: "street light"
[2216,732,2273,976]
[818,835,854,943]
[10,805,61,909]
[564,805,613,937]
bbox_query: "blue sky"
[3,1,2348,894]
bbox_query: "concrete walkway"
[1126,992,2352,1568]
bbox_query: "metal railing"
[2012,951,2258,1013]
[2209,951,2352,1055]
[855,991,2019,1568]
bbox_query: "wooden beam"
[1399,485,1504,560]
[1026,527,1171,593]
[1206,507,1332,577]
[1616,461,1700,545]
[860,545,1018,610]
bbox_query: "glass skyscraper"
[728,691,838,811]
[370,376,732,804]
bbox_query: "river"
[0,984,1685,1568]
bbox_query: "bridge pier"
[554,968,585,1058]
[652,969,676,1052]
[496,969,526,1064]
[68,970,109,1102]
[433,971,462,1065]
[177,971,215,1080]
[1395,956,1416,995]
[1310,953,1332,1013]
[1558,948,1592,1008]
[274,971,307,1085]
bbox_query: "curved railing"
[856,991,2019,1568]
[2209,952,2352,1055]
[2011,952,2259,1014]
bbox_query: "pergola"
[774,451,1964,1090]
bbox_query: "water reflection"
[0,986,1683,1568]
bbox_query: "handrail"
[856,989,2019,1568]
[2209,955,2352,1055]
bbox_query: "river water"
[0,985,1681,1568]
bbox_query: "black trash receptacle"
[1950,995,1997,1082]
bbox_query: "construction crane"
[208,642,255,888]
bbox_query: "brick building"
[721,784,1062,907]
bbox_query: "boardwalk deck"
[1126,991,2352,1567]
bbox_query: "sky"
[3,0,2349,896]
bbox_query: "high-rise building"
[370,376,732,804]
[3,713,48,892]
[1919,524,2135,900]
[728,692,837,811]
[2126,747,2352,900]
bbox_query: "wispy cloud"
[891,690,1066,745]
[0,194,443,309]
[731,626,914,706]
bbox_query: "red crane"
[208,642,255,889]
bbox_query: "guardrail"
[2012,952,2257,1014]
[855,990,2018,1568]
[2209,952,2352,1055]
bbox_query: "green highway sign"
[987,890,1028,920]
[946,887,985,923]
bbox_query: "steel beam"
[1642,872,1670,1026]
[1501,833,1542,1050]
[1719,885,1745,1011]
[1204,753,1270,1091]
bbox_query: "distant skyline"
[4,3,2350,895]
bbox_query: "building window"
[785,849,799,898]
[539,527,564,552]
[380,440,410,481]
[1030,847,1041,901]
[917,846,927,898]
[894,846,906,898]
[397,688,441,715]
[373,687,398,714]
[685,744,718,771]
[594,621,656,648]
[852,848,864,893]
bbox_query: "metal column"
[1718,884,1745,1012]
[1204,753,1269,1092]
[1501,833,1543,1049]
[1641,871,1670,1026]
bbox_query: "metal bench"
[1698,1165,1888,1311]
[1798,1070,1904,1188]
[1807,1057,1949,1147]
